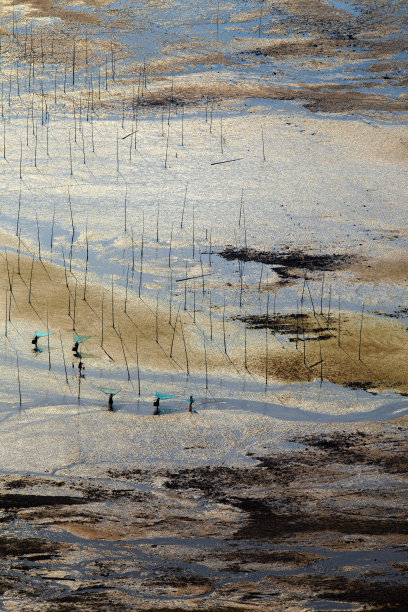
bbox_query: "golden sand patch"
[349,255,408,285]
[244,311,408,394]
[1,240,407,393]
[57,522,123,540]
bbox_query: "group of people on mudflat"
[153,395,195,415]
[32,334,195,415]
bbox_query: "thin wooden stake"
[28,256,34,305]
[180,319,189,375]
[124,264,129,313]
[170,306,180,358]
[50,204,55,260]
[358,302,364,361]
[181,184,187,229]
[118,328,131,381]
[16,353,22,409]
[138,212,144,297]
[203,332,208,390]
[36,212,41,260]
[4,287,8,337]
[84,223,89,301]
[111,274,115,328]
[338,297,341,346]
[155,292,159,344]
[223,294,227,354]
[47,308,51,371]
[209,291,213,341]
[265,290,269,386]
[124,185,127,233]
[244,319,248,370]
[136,335,141,396]
[59,331,69,386]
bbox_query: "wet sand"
[0,416,406,610]
[0,0,407,608]
[2,246,407,395]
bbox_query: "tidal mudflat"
[0,0,407,609]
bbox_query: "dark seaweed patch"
[273,576,408,610]
[232,498,408,541]
[295,433,408,475]
[218,247,355,279]
[346,381,377,391]
[0,536,61,558]
[4,478,64,490]
[234,312,333,339]
[46,591,124,611]
[144,568,214,590]
[0,493,86,510]
[219,548,322,567]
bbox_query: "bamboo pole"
[124,264,129,313]
[59,331,69,386]
[180,318,189,375]
[5,289,7,337]
[181,184,187,229]
[138,212,144,297]
[136,335,141,396]
[156,292,159,344]
[265,290,269,386]
[111,274,115,328]
[170,306,180,358]
[16,353,22,410]
[28,256,34,305]
[338,297,341,346]
[47,308,51,371]
[118,328,130,381]
[223,294,227,354]
[84,223,89,301]
[101,290,104,347]
[50,203,55,260]
[203,332,208,390]
[358,302,364,361]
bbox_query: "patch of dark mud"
[0,575,16,594]
[219,548,322,568]
[0,493,87,510]
[0,535,61,558]
[164,465,275,497]
[4,478,65,490]
[135,94,195,109]
[46,591,124,611]
[370,308,408,319]
[268,575,408,610]
[19,508,93,522]
[144,567,214,590]
[70,482,148,502]
[106,468,145,481]
[345,381,377,392]
[218,247,355,279]
[392,562,408,572]
[296,432,408,475]
[234,312,333,339]
[232,497,408,542]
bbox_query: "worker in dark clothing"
[32,335,38,350]
[108,393,113,411]
[78,361,85,377]
[189,395,195,413]
[72,341,79,355]
[153,397,160,415]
